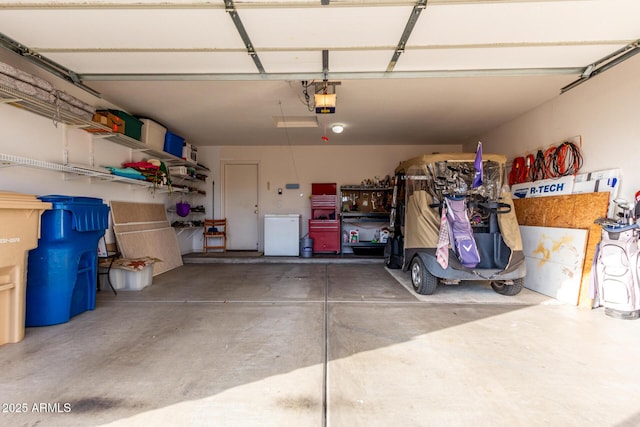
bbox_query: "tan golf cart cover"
[395,153,523,270]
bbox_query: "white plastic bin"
[99,264,153,291]
[182,142,198,164]
[139,118,167,152]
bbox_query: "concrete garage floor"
[2,263,640,427]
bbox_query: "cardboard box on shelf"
[89,112,125,134]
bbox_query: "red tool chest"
[309,183,340,253]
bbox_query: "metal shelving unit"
[0,83,210,173]
[1,83,209,193]
[341,212,390,219]
[340,186,394,191]
[0,153,180,192]
[170,173,207,184]
[94,133,210,172]
[340,186,393,255]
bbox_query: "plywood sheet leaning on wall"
[513,192,609,308]
[110,201,183,276]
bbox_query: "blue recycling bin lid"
[37,195,110,232]
[38,195,103,206]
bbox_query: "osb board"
[110,201,167,225]
[514,192,609,308]
[513,192,609,228]
[115,228,183,276]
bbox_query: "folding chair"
[203,219,227,253]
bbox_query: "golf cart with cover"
[385,151,526,296]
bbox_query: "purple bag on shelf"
[176,202,190,217]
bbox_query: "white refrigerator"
[264,214,301,256]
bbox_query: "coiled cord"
[552,141,583,177]
[510,140,583,185]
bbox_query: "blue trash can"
[26,196,110,327]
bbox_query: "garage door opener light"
[314,81,340,114]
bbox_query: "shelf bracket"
[0,97,22,104]
[62,172,86,182]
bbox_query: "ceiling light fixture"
[331,124,344,134]
[273,116,318,128]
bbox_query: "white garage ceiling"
[0,0,638,146]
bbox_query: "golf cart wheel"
[491,277,524,296]
[411,256,438,295]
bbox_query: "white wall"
[199,143,460,249]
[466,54,640,205]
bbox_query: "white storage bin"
[99,264,154,291]
[140,118,167,152]
[182,142,197,164]
[169,166,189,176]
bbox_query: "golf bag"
[445,196,480,268]
[595,225,640,319]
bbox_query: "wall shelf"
[93,133,210,172]
[341,212,391,219]
[0,153,178,192]
[343,242,386,248]
[0,84,210,173]
[340,186,393,191]
[167,208,205,215]
[171,173,207,184]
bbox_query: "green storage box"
[106,109,143,141]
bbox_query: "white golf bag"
[595,225,640,319]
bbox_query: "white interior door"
[223,162,259,250]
